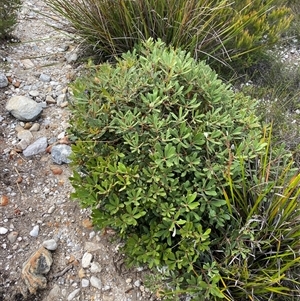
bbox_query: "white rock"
[48,206,56,214]
[57,131,65,139]
[67,288,80,301]
[89,231,95,240]
[134,279,141,287]
[90,262,102,273]
[40,73,51,82]
[90,276,102,290]
[43,239,58,251]
[81,278,89,287]
[82,252,93,268]
[0,227,8,235]
[29,225,40,237]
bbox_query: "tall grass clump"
[68,39,300,300]
[45,0,292,67]
[220,126,300,300]
[0,0,21,40]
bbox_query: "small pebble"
[82,252,93,268]
[81,278,89,287]
[43,239,58,251]
[29,225,39,237]
[90,276,102,290]
[89,231,95,240]
[0,227,8,235]
[102,285,110,291]
[39,73,51,82]
[90,262,102,273]
[7,231,18,243]
[29,90,39,97]
[29,123,40,131]
[67,288,80,301]
[134,280,141,287]
[48,206,56,214]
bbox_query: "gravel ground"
[0,1,156,300]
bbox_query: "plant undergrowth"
[45,0,292,71]
[0,0,21,40]
[68,39,300,300]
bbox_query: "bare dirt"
[0,1,155,300]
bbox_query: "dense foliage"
[46,0,292,68]
[68,39,300,300]
[0,0,21,40]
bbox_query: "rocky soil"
[0,1,155,300]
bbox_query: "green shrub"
[46,0,292,68]
[0,0,21,40]
[68,39,274,299]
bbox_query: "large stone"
[6,96,43,121]
[22,247,53,294]
[23,137,48,157]
[0,73,8,88]
[51,144,72,164]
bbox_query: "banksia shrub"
[46,0,292,68]
[68,39,278,299]
[0,0,21,40]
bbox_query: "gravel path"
[0,1,154,300]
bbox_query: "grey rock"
[23,137,48,157]
[39,73,51,82]
[42,239,58,251]
[0,73,8,88]
[90,276,102,290]
[67,288,80,301]
[6,96,43,121]
[51,144,72,164]
[82,252,93,268]
[30,225,40,237]
[7,231,18,243]
[0,227,8,235]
